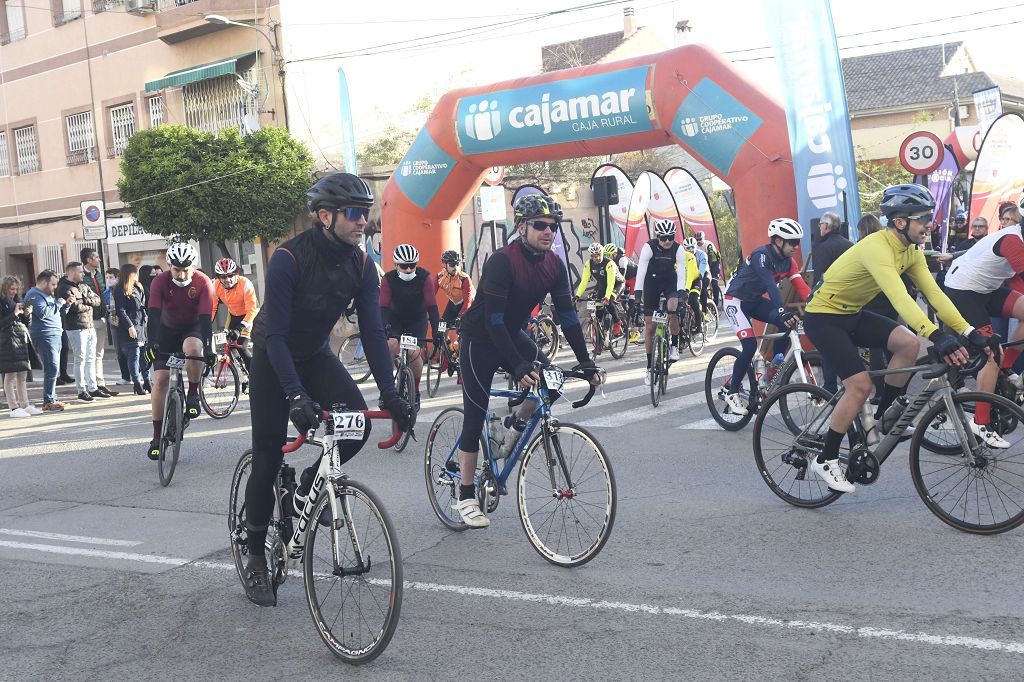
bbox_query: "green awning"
[145,51,258,93]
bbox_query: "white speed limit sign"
[899,131,944,175]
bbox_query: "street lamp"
[204,13,289,128]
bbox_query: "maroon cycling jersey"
[148,270,215,328]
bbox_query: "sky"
[279,0,1024,169]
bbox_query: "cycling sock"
[187,382,199,398]
[818,428,845,463]
[730,337,757,393]
[152,420,162,439]
[247,530,267,558]
[459,484,475,501]
[874,382,905,419]
[975,402,991,426]
[671,334,679,347]
[1001,346,1021,370]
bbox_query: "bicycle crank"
[847,448,880,485]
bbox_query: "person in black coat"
[1,275,36,416]
[111,264,148,394]
[811,212,853,288]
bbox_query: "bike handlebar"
[282,409,400,454]
[508,362,604,410]
[920,347,989,380]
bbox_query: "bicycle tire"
[650,335,663,407]
[517,422,616,567]
[200,357,240,419]
[424,407,471,531]
[303,478,402,663]
[606,314,626,359]
[705,301,720,341]
[779,351,824,389]
[659,335,669,396]
[392,366,416,452]
[159,388,183,487]
[584,316,601,357]
[537,315,560,359]
[687,310,706,357]
[338,333,372,384]
[425,343,442,398]
[753,383,847,508]
[910,391,1024,534]
[228,449,287,590]
[704,347,757,431]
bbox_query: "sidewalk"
[3,354,136,411]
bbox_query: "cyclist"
[720,218,811,417]
[211,257,259,375]
[143,243,215,461]
[453,194,599,528]
[381,244,439,407]
[575,242,623,352]
[241,173,414,607]
[635,219,697,385]
[608,243,641,342]
[695,231,722,304]
[683,236,708,323]
[803,184,994,493]
[437,249,474,325]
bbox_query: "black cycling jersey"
[644,238,680,279]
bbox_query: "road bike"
[648,299,676,407]
[678,296,706,357]
[528,303,560,359]
[580,295,626,360]
[200,330,248,419]
[390,333,422,452]
[229,408,403,662]
[157,352,205,486]
[425,319,460,398]
[752,351,1024,534]
[424,364,616,566]
[705,324,823,431]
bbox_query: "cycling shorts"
[441,300,462,324]
[803,310,900,380]
[722,296,783,341]
[709,261,721,278]
[943,286,1019,331]
[388,315,427,342]
[154,324,203,371]
[641,276,679,315]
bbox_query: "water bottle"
[861,402,879,445]
[497,415,528,460]
[880,395,909,435]
[487,414,505,451]
[280,465,297,518]
[765,353,785,384]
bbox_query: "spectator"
[136,265,160,391]
[1,275,38,417]
[23,271,67,411]
[112,264,148,395]
[811,211,853,288]
[104,267,133,386]
[80,248,118,396]
[951,216,988,252]
[949,210,968,245]
[56,261,106,402]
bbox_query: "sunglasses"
[397,263,416,271]
[783,239,801,247]
[526,220,558,232]
[341,206,370,221]
[657,236,674,242]
[905,212,934,224]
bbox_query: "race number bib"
[331,411,366,441]
[212,332,227,347]
[165,355,187,370]
[652,311,669,324]
[542,368,565,391]
[400,335,419,351]
[437,321,447,333]
[586,300,598,311]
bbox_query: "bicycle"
[752,350,1024,534]
[424,364,616,566]
[200,331,248,419]
[389,333,422,452]
[703,299,720,342]
[705,323,823,431]
[580,295,626,360]
[425,319,461,398]
[648,299,675,407]
[228,408,404,662]
[157,352,205,487]
[678,296,705,357]
[529,303,561,359]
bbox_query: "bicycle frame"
[756,326,815,390]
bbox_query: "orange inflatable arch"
[381,44,796,271]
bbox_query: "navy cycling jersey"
[460,239,590,368]
[725,244,811,308]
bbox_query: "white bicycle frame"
[754,325,816,388]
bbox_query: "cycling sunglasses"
[341,206,370,221]
[905,212,934,224]
[657,235,674,242]
[396,263,417,271]
[784,238,801,247]
[526,220,559,232]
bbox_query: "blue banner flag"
[337,68,358,174]
[765,0,861,243]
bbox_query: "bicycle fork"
[540,419,575,499]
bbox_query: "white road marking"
[578,389,706,428]
[4,540,1022,656]
[0,529,142,546]
[678,417,725,430]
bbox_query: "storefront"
[106,217,172,271]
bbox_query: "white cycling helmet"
[653,218,676,238]
[166,242,198,268]
[588,242,603,255]
[767,218,804,240]
[683,237,697,250]
[392,243,419,265]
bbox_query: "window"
[0,132,9,177]
[14,125,39,174]
[54,0,83,26]
[148,95,164,127]
[109,103,135,157]
[182,73,256,134]
[66,111,96,165]
[3,2,27,44]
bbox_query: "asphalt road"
[2,331,1023,680]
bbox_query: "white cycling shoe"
[1007,373,1024,391]
[455,498,490,528]
[809,458,855,493]
[669,346,680,361]
[644,370,652,386]
[970,420,1011,449]
[724,391,748,416]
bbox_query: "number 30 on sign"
[899,131,944,175]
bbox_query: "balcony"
[67,148,98,166]
[0,27,27,45]
[53,8,84,27]
[155,0,271,44]
[92,0,126,12]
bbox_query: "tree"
[117,125,314,256]
[709,189,739,278]
[856,155,911,216]
[357,124,416,170]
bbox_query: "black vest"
[251,228,364,360]
[646,239,679,278]
[383,267,428,318]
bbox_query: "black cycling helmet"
[879,184,935,218]
[513,195,562,222]
[307,173,374,215]
[440,249,460,265]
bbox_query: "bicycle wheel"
[536,315,560,359]
[650,335,664,407]
[659,336,669,396]
[753,383,847,508]
[424,407,472,531]
[910,391,1024,534]
[304,477,402,663]
[704,347,757,431]
[687,311,705,357]
[779,351,825,389]
[704,301,720,341]
[200,357,240,419]
[227,448,288,590]
[159,388,183,487]
[606,314,626,360]
[583,316,601,357]
[392,366,416,452]
[517,422,616,567]
[338,333,372,384]
[425,343,442,398]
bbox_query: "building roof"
[841,42,1024,113]
[541,30,627,72]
